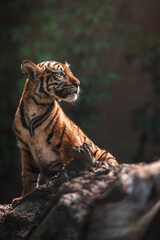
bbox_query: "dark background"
[1,0,160,203]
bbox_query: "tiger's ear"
[65,61,70,68]
[21,60,41,81]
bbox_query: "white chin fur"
[57,87,80,103]
[65,86,80,102]
[65,93,78,102]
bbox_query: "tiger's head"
[21,60,80,102]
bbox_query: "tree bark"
[0,143,160,240]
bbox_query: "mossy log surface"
[0,143,160,240]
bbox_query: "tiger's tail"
[95,148,118,165]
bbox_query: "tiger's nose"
[71,78,80,87]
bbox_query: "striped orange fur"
[12,60,118,204]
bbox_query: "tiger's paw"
[107,157,119,166]
[11,196,23,207]
[73,142,95,169]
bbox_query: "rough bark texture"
[0,143,160,240]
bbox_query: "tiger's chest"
[22,124,61,167]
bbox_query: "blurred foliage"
[125,18,160,162]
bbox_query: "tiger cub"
[12,60,118,204]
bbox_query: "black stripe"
[46,69,53,74]
[46,75,51,92]
[30,103,54,136]
[57,64,61,70]
[47,82,58,87]
[49,160,62,168]
[56,125,66,149]
[34,82,44,98]
[13,124,21,134]
[21,148,30,153]
[32,111,52,134]
[17,136,29,149]
[20,100,29,129]
[39,77,50,97]
[31,96,51,106]
[93,150,98,157]
[47,117,59,144]
[44,108,58,130]
[97,151,107,161]
[26,162,40,174]
[32,103,53,124]
[53,75,60,81]
[53,62,59,67]
[34,91,43,99]
[52,161,62,168]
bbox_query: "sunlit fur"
[12,60,118,205]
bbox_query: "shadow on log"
[0,143,160,240]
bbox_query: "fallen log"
[0,143,160,240]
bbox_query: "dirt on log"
[0,143,160,240]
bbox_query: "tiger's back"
[12,60,118,204]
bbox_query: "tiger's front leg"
[12,149,39,205]
[37,158,63,186]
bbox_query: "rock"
[0,143,159,240]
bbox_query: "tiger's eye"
[55,72,64,77]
